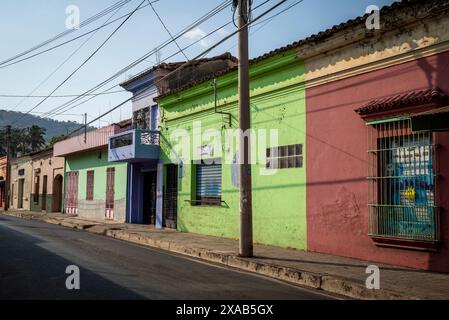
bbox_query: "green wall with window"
[158,49,307,250]
[65,149,127,202]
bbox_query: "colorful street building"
[29,148,65,213]
[9,155,33,211]
[54,122,131,221]
[107,53,237,228]
[0,156,7,209]
[155,0,449,272]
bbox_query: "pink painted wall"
[306,52,449,272]
[54,125,121,157]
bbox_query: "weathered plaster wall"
[30,151,64,212]
[65,149,127,222]
[159,51,307,249]
[9,157,32,210]
[306,51,449,272]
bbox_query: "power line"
[6,1,130,115]
[39,0,234,119]
[68,0,290,137]
[226,0,304,51]
[11,0,148,126]
[0,91,125,99]
[0,1,159,70]
[49,19,236,119]
[44,0,273,119]
[0,0,133,67]
[148,0,189,61]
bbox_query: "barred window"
[110,133,133,149]
[86,170,94,201]
[266,144,303,169]
[367,118,439,242]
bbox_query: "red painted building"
[305,0,449,272]
[0,156,7,209]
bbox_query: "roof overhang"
[411,106,449,132]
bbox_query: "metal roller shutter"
[197,163,222,198]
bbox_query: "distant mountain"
[0,110,88,141]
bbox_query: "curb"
[1,211,419,300]
[103,229,415,300]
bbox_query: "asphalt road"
[0,214,337,300]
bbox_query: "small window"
[196,159,222,206]
[266,144,303,169]
[110,133,133,149]
[86,170,94,201]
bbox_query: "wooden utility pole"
[237,0,253,257]
[4,125,11,211]
[84,113,87,143]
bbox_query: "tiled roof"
[120,52,237,88]
[156,0,448,99]
[355,88,449,116]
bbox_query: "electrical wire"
[10,0,147,126]
[0,0,134,67]
[148,0,189,61]
[67,0,290,137]
[6,1,130,116]
[0,91,125,98]
[39,0,234,119]
[44,0,272,119]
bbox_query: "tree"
[0,125,46,157]
[48,134,67,147]
[27,125,46,152]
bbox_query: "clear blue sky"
[0,0,394,126]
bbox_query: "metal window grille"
[196,160,222,206]
[105,168,115,220]
[65,171,79,215]
[86,170,94,201]
[367,118,439,242]
[266,144,303,169]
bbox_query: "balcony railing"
[108,129,160,162]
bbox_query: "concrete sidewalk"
[2,210,449,300]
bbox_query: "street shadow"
[0,221,145,300]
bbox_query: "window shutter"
[196,162,222,199]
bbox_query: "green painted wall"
[30,194,53,212]
[65,149,127,201]
[158,50,307,250]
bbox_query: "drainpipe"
[212,79,232,128]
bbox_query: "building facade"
[155,0,449,272]
[29,148,65,213]
[0,156,7,209]
[54,123,130,222]
[303,0,449,272]
[108,53,238,228]
[9,156,33,210]
[156,51,307,249]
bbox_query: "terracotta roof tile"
[355,88,449,116]
[156,0,449,99]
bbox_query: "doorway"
[163,164,178,229]
[42,175,48,211]
[65,171,79,215]
[52,175,63,212]
[105,167,115,220]
[142,171,157,225]
[18,178,24,209]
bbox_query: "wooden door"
[105,168,115,220]
[42,175,48,211]
[65,172,79,215]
